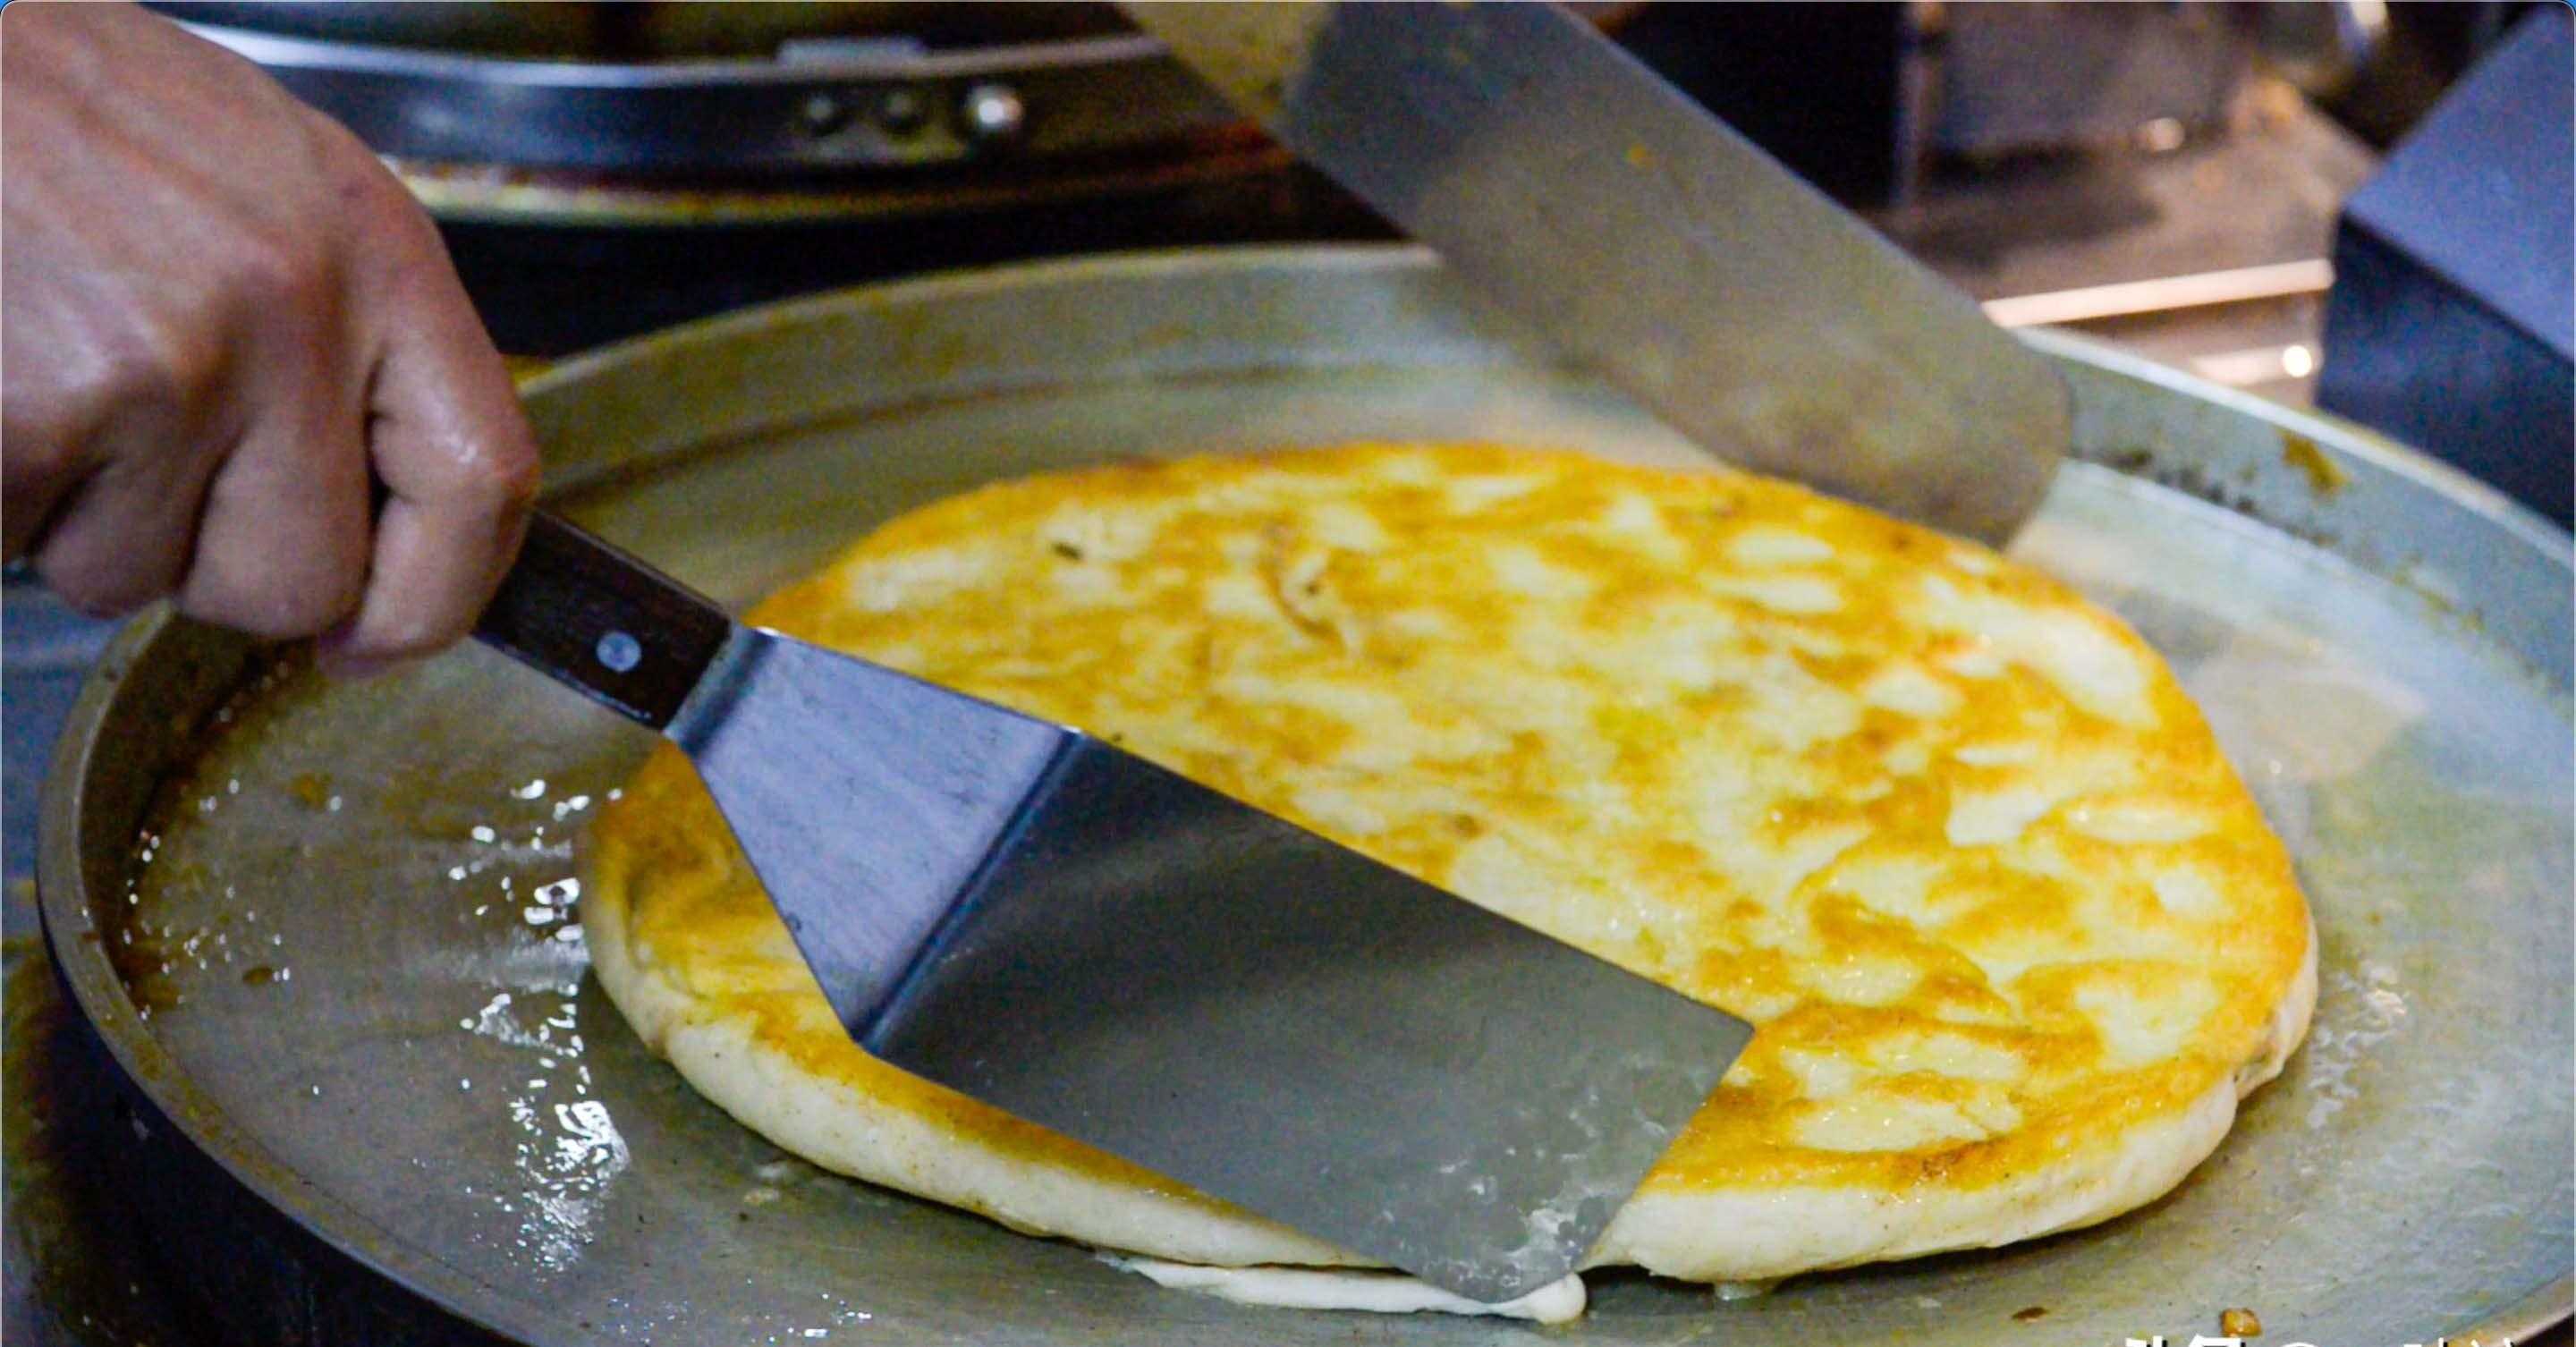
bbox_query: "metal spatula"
[474,512,1753,1303]
[1123,1,2070,546]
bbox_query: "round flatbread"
[587,444,2314,1307]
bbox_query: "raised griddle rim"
[33,612,564,1343]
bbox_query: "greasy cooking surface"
[39,250,2570,1346]
[589,443,2312,1289]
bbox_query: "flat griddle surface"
[41,248,2572,1346]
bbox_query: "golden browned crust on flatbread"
[588,443,2314,1284]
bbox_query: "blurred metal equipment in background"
[155,2,1233,174]
[1617,1,2368,209]
[2317,7,2572,527]
[151,1,1405,352]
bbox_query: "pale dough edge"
[586,879,1354,1267]
[589,878,2318,1289]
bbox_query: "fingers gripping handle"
[472,512,734,731]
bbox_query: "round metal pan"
[40,246,2572,1346]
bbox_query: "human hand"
[3,2,538,674]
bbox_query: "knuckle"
[52,300,242,451]
[313,129,439,250]
[221,224,336,315]
[446,435,543,515]
[84,318,206,429]
[341,152,438,238]
[480,442,544,511]
[326,164,459,298]
[195,180,343,324]
[346,157,428,227]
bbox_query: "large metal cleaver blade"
[473,511,1755,1304]
[1123,0,2069,544]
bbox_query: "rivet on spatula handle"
[473,511,733,730]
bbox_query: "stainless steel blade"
[1123,1,2069,545]
[665,628,1067,1028]
[665,625,1755,1302]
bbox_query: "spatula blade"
[668,628,1753,1302]
[1124,0,2069,545]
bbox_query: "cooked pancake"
[586,443,2315,1312]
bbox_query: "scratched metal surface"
[38,246,2571,1346]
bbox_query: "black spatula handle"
[473,511,733,732]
